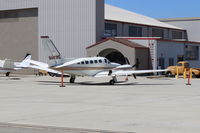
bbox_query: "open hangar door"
[86,38,150,70]
[99,48,127,65]
[0,8,38,74]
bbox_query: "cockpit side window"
[104,59,107,63]
[81,61,84,64]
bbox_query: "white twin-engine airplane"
[0,54,31,76]
[29,36,167,85]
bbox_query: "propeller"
[132,58,140,68]
[125,57,140,79]
[133,74,137,79]
[125,57,130,65]
[108,70,112,76]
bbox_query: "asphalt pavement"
[0,75,200,133]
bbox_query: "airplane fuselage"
[52,57,129,76]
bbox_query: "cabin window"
[81,61,84,64]
[90,60,93,64]
[85,61,89,64]
[99,60,102,63]
[177,63,182,66]
[184,63,190,68]
[104,59,107,63]
[94,60,98,64]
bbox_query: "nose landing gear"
[109,76,117,85]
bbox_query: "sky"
[105,0,200,19]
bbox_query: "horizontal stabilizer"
[29,65,61,75]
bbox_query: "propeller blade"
[125,57,130,65]
[133,74,137,79]
[108,70,112,76]
[132,64,137,68]
[132,59,140,68]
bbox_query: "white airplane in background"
[28,36,167,85]
[0,54,32,76]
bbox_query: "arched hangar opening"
[99,48,126,65]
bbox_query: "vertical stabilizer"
[41,36,63,67]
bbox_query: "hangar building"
[87,5,200,69]
[88,5,200,70]
[0,0,104,62]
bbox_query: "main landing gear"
[70,75,76,83]
[6,72,10,77]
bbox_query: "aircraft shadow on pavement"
[0,76,21,80]
[37,80,173,86]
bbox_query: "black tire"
[165,71,173,77]
[192,73,196,78]
[70,78,75,83]
[109,79,115,85]
[196,75,200,78]
[38,72,43,76]
[6,72,10,77]
[48,72,56,77]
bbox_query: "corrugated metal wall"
[0,0,104,62]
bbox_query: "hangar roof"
[105,4,184,30]
[87,38,148,49]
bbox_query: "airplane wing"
[29,60,49,67]
[113,69,168,76]
[29,65,62,74]
[14,68,22,70]
[94,69,167,77]
[29,60,70,76]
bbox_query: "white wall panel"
[0,0,104,62]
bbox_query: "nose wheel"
[109,79,115,85]
[109,76,117,85]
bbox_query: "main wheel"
[6,72,10,77]
[70,77,75,83]
[165,71,173,77]
[192,73,196,78]
[109,79,115,85]
[48,72,55,77]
